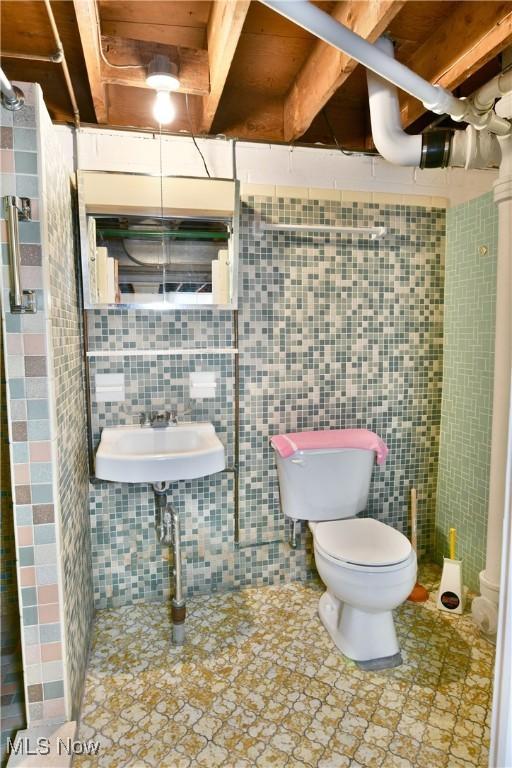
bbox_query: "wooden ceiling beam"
[401,1,512,128]
[99,35,209,96]
[73,0,108,123]
[283,0,406,142]
[197,0,251,134]
[99,20,206,50]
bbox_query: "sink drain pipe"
[153,482,186,644]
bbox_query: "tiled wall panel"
[1,84,92,727]
[436,192,498,590]
[1,315,18,634]
[88,195,445,606]
[39,105,93,719]
[0,85,66,726]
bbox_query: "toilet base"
[318,590,402,668]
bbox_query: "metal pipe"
[170,503,185,645]
[233,309,240,543]
[260,223,387,239]
[1,2,80,126]
[0,67,24,111]
[2,50,63,63]
[152,484,186,644]
[42,0,80,127]
[261,0,511,136]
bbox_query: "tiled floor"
[76,566,494,768]
[1,632,26,768]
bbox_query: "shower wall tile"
[39,99,93,720]
[1,313,18,647]
[0,83,62,728]
[1,84,92,728]
[436,192,498,591]
[88,194,444,607]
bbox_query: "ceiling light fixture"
[146,55,180,125]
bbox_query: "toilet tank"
[274,448,375,521]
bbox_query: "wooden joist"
[197,0,251,134]
[73,0,108,123]
[283,0,406,142]
[400,1,512,127]
[100,35,209,96]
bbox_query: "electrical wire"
[94,2,144,70]
[322,106,351,156]
[185,93,211,178]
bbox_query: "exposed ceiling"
[1,0,512,150]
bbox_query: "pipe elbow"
[370,118,422,166]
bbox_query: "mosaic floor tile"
[76,566,494,767]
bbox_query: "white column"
[472,118,512,636]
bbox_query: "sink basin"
[95,422,226,483]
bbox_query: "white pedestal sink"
[95,421,226,483]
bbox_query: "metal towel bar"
[4,195,36,313]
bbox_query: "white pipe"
[262,0,511,135]
[486,131,512,585]
[367,38,422,166]
[489,372,512,766]
[474,69,512,112]
[472,127,512,638]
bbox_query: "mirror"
[78,172,239,309]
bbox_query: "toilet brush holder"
[437,528,465,614]
[437,558,465,614]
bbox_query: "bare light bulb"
[153,90,175,125]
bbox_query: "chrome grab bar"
[4,195,36,314]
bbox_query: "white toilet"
[273,442,417,669]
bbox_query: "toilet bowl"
[271,430,417,669]
[311,518,416,666]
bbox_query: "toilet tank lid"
[270,429,388,465]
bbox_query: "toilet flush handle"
[291,457,304,465]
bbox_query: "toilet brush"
[437,527,465,614]
[407,488,429,602]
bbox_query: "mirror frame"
[77,170,240,311]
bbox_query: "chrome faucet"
[139,410,179,427]
[152,412,170,428]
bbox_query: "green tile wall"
[436,192,498,591]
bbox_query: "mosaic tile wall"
[0,84,67,726]
[0,83,92,727]
[88,194,445,607]
[436,192,498,591]
[0,313,18,635]
[39,104,93,719]
[238,197,444,550]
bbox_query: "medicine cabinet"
[77,171,239,309]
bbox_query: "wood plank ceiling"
[1,0,512,150]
